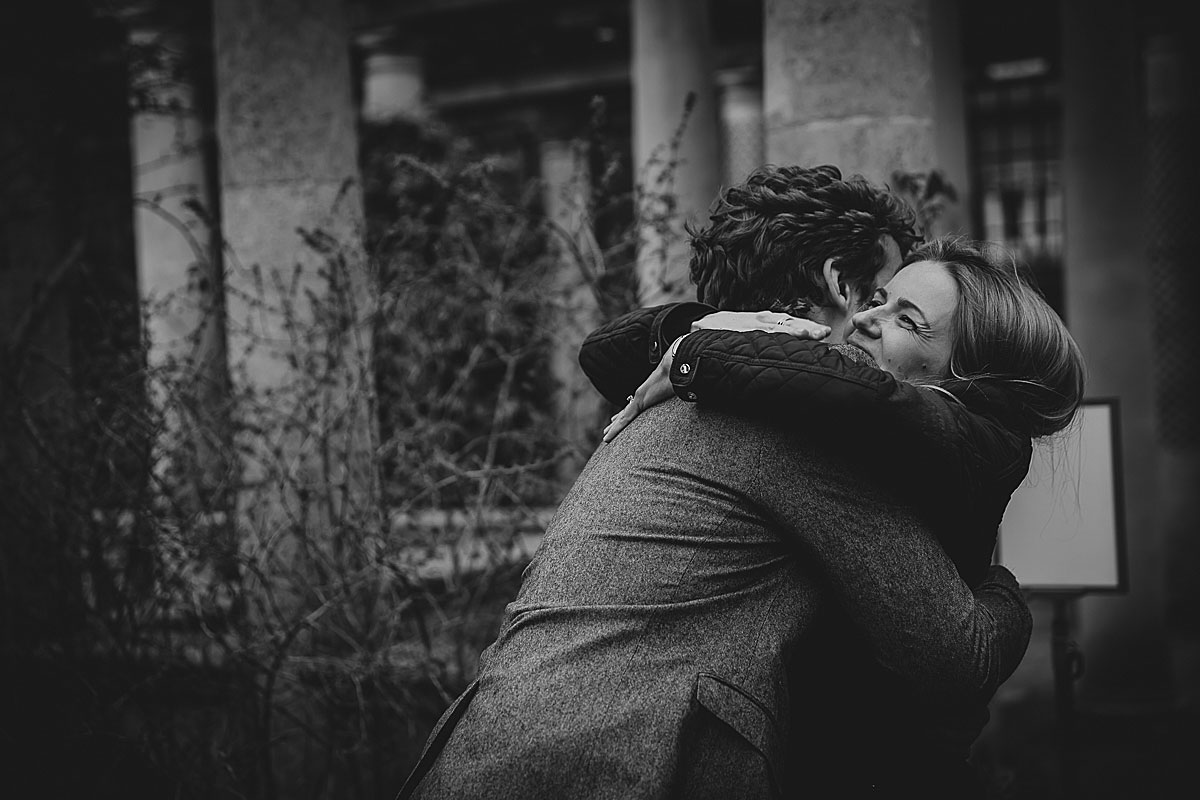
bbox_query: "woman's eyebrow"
[894,296,926,319]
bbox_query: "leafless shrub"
[2,95,685,799]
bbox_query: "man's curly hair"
[688,164,921,311]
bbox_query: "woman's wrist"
[651,302,715,363]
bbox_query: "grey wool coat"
[396,401,1031,800]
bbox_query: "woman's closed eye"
[899,314,932,337]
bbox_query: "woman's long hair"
[914,237,1086,438]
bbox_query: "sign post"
[997,398,1127,799]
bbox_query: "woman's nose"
[851,308,879,337]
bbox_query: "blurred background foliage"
[0,13,951,796]
[1,73,647,798]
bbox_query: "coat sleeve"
[578,302,716,406]
[747,435,1033,704]
[670,329,1031,518]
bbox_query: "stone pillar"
[1062,0,1173,707]
[763,0,938,186]
[540,139,604,480]
[130,26,231,518]
[211,1,375,793]
[630,0,722,304]
[132,28,222,368]
[717,72,765,186]
[361,50,426,123]
[211,0,376,536]
[927,0,970,236]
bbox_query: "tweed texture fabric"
[396,401,1030,800]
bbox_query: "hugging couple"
[396,163,1085,800]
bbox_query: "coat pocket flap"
[694,672,781,774]
[395,679,480,799]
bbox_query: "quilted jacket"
[578,302,1034,587]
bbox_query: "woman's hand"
[602,335,684,442]
[692,310,831,339]
[601,313,829,443]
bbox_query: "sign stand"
[1049,592,1086,799]
[997,399,1127,800]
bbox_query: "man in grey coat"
[395,165,1032,799]
[398,402,1030,800]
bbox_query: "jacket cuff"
[669,330,705,401]
[648,302,716,365]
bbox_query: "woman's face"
[845,260,959,382]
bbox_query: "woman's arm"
[750,431,1033,703]
[577,302,715,406]
[590,317,1027,500]
[668,329,1031,515]
[584,315,1032,585]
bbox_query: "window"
[963,3,1065,315]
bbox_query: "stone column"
[540,139,604,480]
[718,72,765,186]
[763,0,939,186]
[211,0,376,539]
[130,26,231,520]
[926,0,970,236]
[211,1,376,793]
[630,0,722,304]
[361,49,426,123]
[1062,0,1173,707]
[132,28,222,368]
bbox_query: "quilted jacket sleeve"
[578,302,716,407]
[670,329,1032,522]
[747,430,1034,705]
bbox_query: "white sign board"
[997,399,1127,593]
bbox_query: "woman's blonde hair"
[912,237,1086,438]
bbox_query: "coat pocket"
[394,679,480,800]
[688,672,783,797]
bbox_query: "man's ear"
[822,258,852,313]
